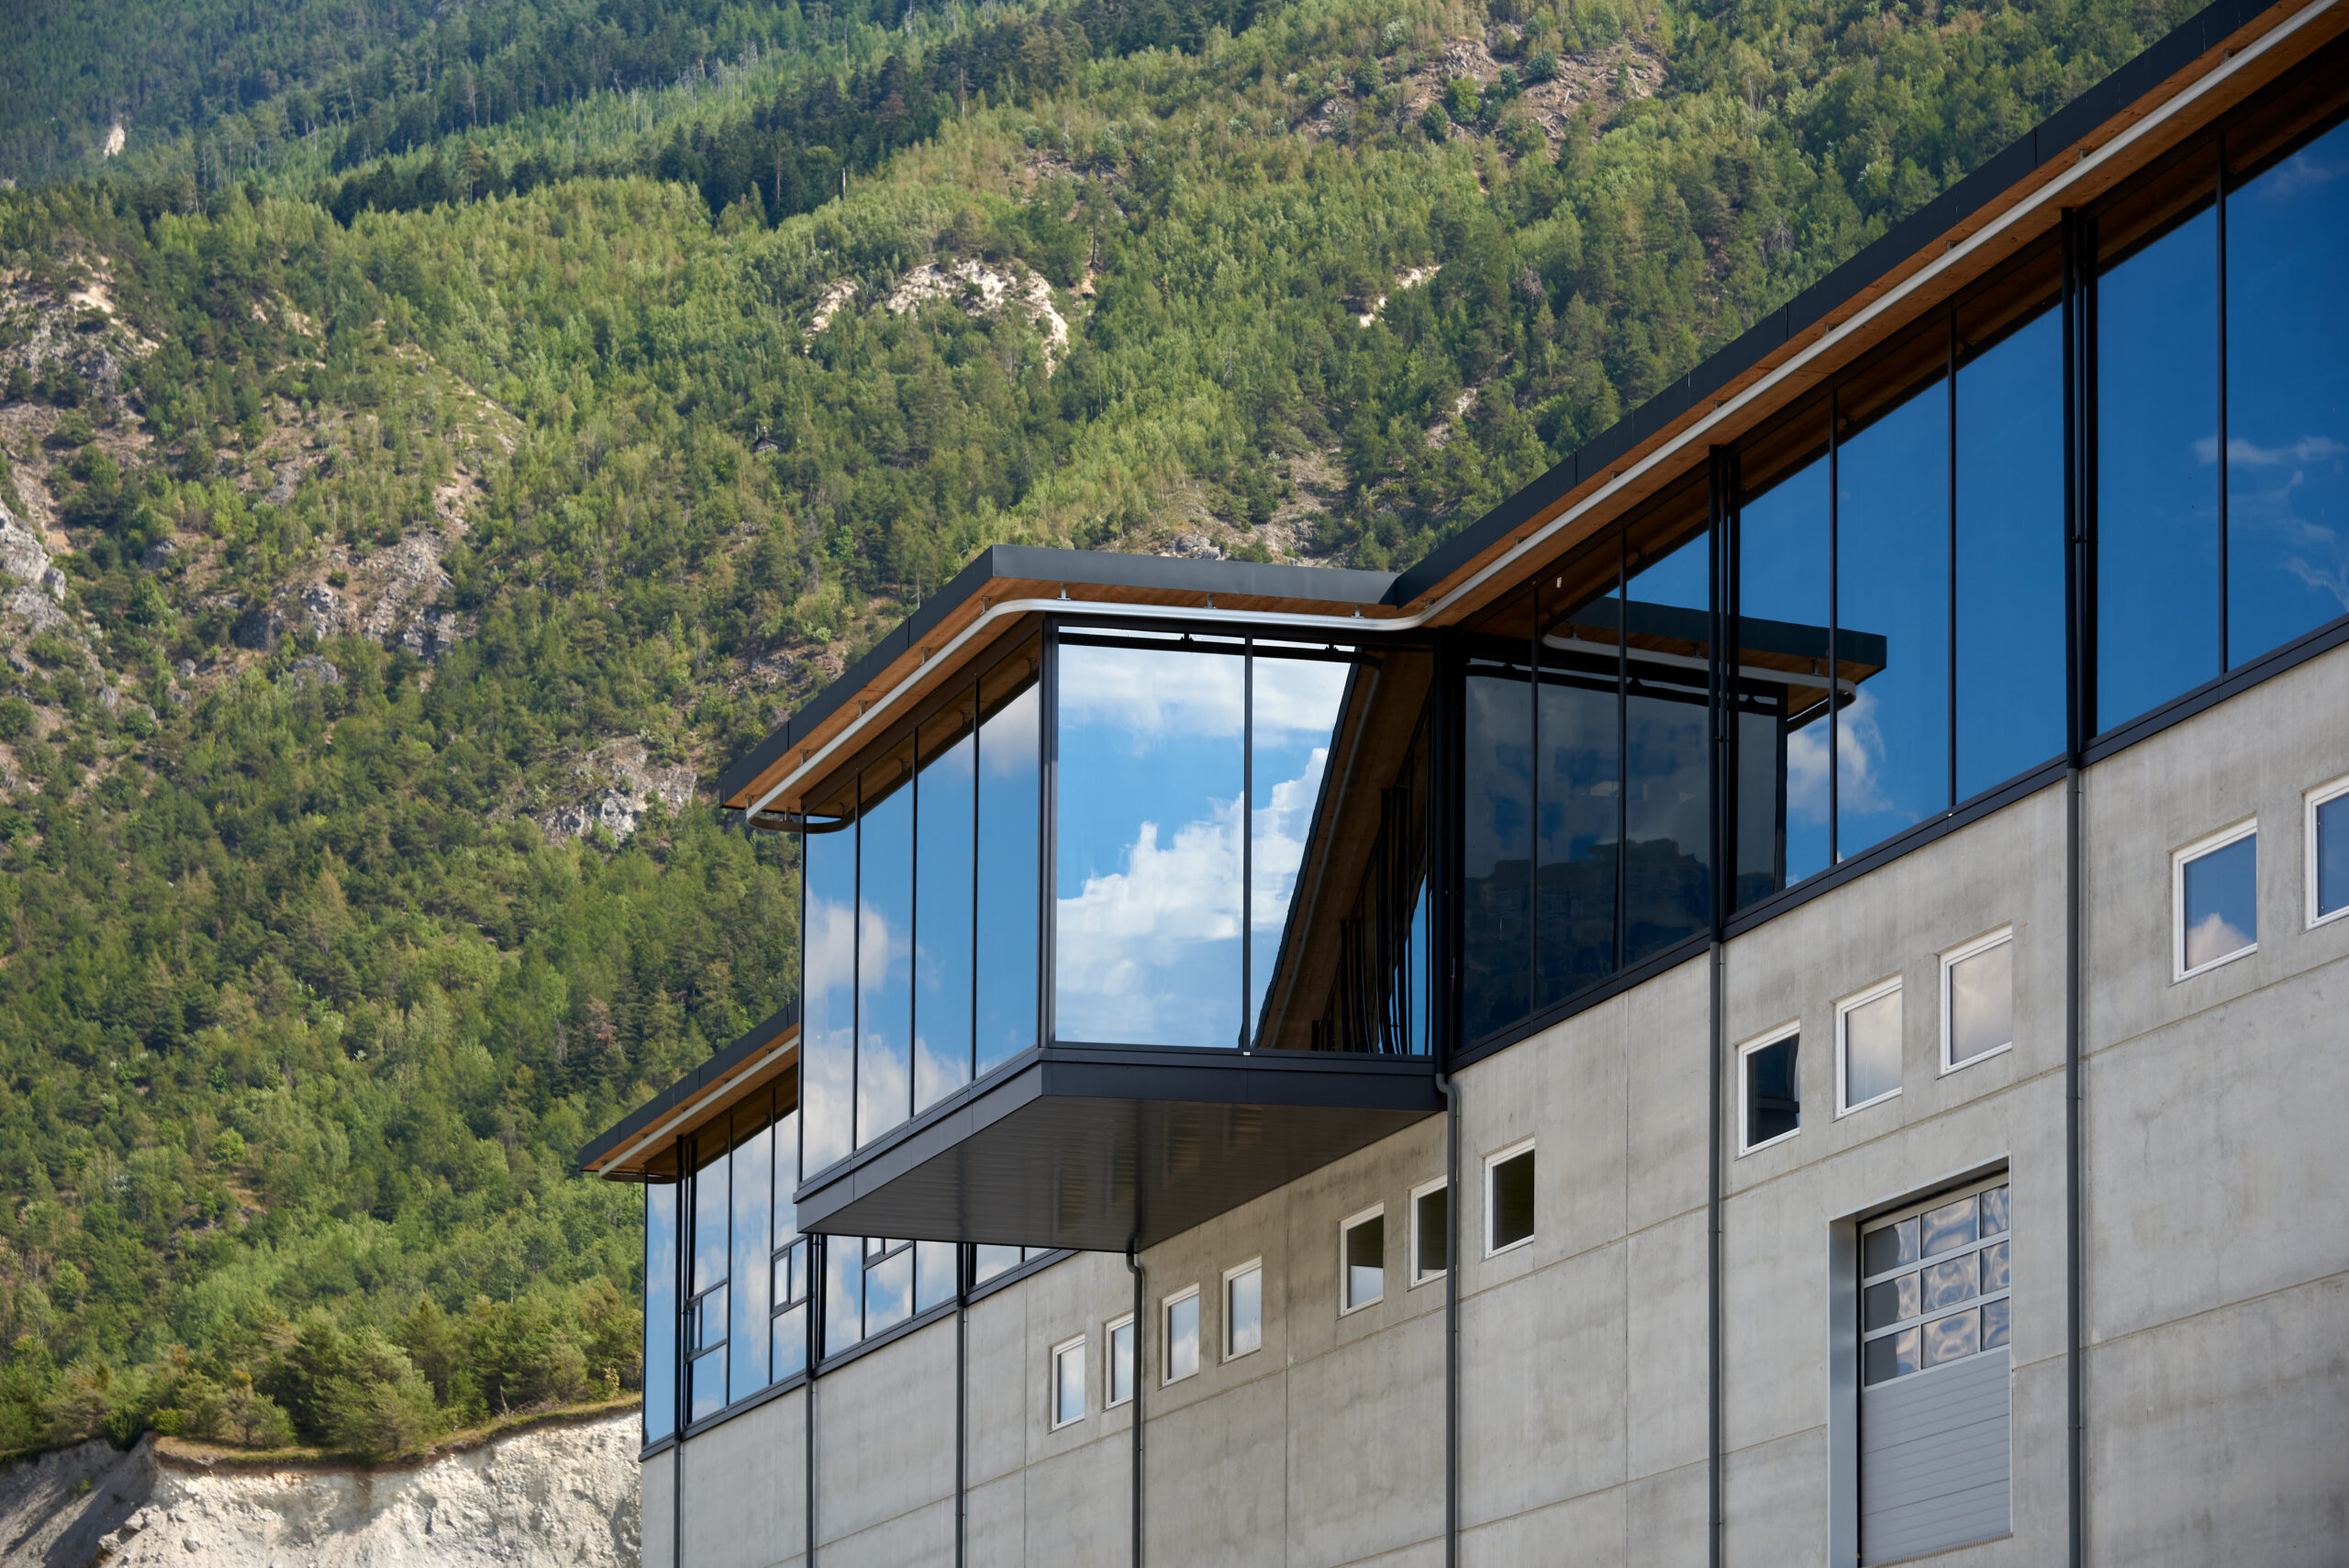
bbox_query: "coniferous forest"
[0,0,2188,1458]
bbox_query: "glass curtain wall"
[2096,92,2349,730]
[644,1176,678,1445]
[1053,633,1352,1050]
[798,638,1042,1176]
[1460,475,1719,1046]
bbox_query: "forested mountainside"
[0,0,2188,1461]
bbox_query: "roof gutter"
[740,6,2311,828]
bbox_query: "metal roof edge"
[575,999,801,1173]
[1385,0,2272,609]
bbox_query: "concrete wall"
[641,641,2349,1568]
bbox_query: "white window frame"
[1048,1334,1086,1430]
[1222,1259,1264,1361]
[1104,1313,1136,1408]
[1484,1139,1537,1258]
[1834,976,1905,1117]
[2173,817,2259,981]
[1408,1177,1449,1288]
[1161,1286,1200,1386]
[2307,775,2349,931]
[1735,1021,1802,1156]
[1939,926,2016,1073]
[1339,1204,1386,1315]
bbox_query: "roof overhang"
[578,1005,799,1180]
[795,1047,1443,1251]
[716,0,2343,836]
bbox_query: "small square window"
[1341,1207,1385,1313]
[2175,820,2257,979]
[1163,1289,1199,1385]
[1486,1143,1535,1255]
[1942,928,2014,1072]
[1050,1336,1085,1429]
[2308,777,2348,929]
[1409,1179,1449,1287]
[1225,1262,1263,1359]
[1737,1027,1799,1154]
[1836,979,1903,1115]
[1106,1316,1135,1407]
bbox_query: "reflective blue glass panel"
[822,1239,863,1358]
[1624,530,1713,958]
[1056,641,1245,1048]
[1461,660,1533,1041]
[2225,118,2349,664]
[2181,831,2256,972]
[1837,376,1950,855]
[915,1240,958,1312]
[2099,205,2221,729]
[974,661,1041,1076]
[863,1245,912,1335]
[914,708,976,1113]
[1956,307,2066,798]
[1536,587,1618,1006]
[771,1304,807,1381]
[643,1183,677,1443]
[974,1244,1022,1284]
[690,1140,729,1296]
[689,1347,728,1424]
[1249,652,1351,1037]
[857,752,914,1147]
[772,1106,798,1248]
[727,1116,771,1401]
[1739,447,1831,884]
[1732,707,1781,911]
[802,819,857,1174]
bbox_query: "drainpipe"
[1708,938,1725,1568]
[1126,1240,1146,1568]
[1437,1067,1459,1568]
[955,1281,968,1568]
[2062,206,2087,1568]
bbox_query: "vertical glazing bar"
[2060,206,2086,1568]
[2215,133,2230,667]
[1827,388,1840,864]
[1040,621,1058,1050]
[969,680,980,1088]
[1241,643,1254,1049]
[1528,590,1541,1019]
[1947,310,1960,810]
[1614,527,1629,975]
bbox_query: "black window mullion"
[1828,387,1841,864]
[968,679,979,1090]
[2214,131,2230,671]
[1041,621,1057,1051]
[1615,526,1629,973]
[1947,308,1959,813]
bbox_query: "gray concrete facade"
[641,640,2349,1567]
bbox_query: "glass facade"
[2094,104,2349,731]
[640,1071,1045,1441]
[801,639,1043,1176]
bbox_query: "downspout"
[1437,1067,1459,1568]
[674,1136,685,1568]
[1126,1240,1146,1568]
[1706,445,1728,1568]
[2062,206,2088,1568]
[955,1278,968,1568]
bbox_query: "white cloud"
[1054,795,1243,1043]
[1251,747,1330,937]
[1785,687,1897,826]
[2184,911,2254,971]
[1058,644,1244,745]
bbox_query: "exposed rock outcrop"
[540,740,697,843]
[0,1410,639,1568]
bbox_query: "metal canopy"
[794,1048,1442,1252]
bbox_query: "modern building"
[578,1,2349,1561]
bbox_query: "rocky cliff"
[0,1410,639,1568]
